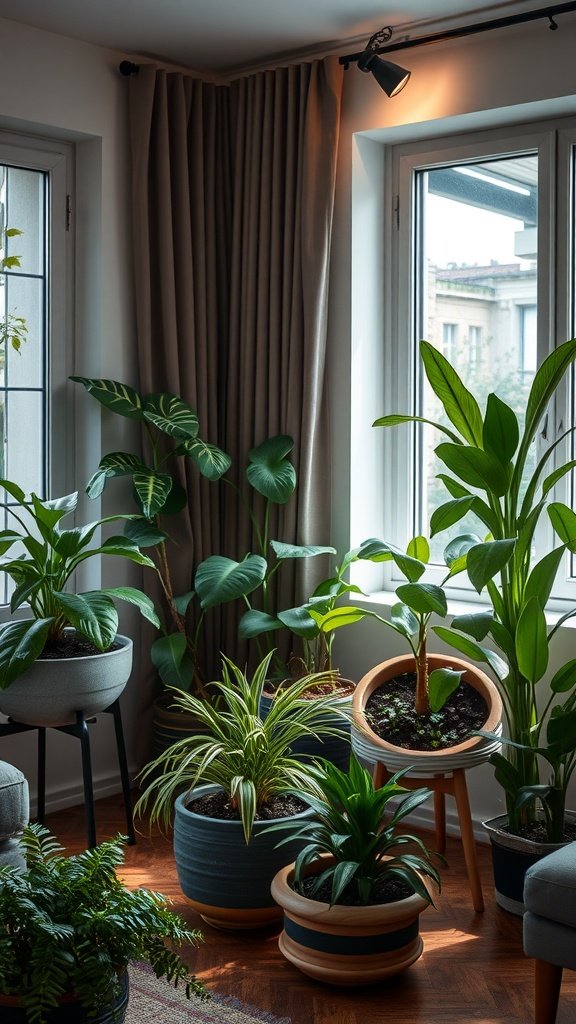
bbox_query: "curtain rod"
[339,1,576,67]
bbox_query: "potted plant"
[0,480,159,727]
[269,755,441,985]
[0,822,206,1024]
[348,534,503,776]
[135,651,351,930]
[375,337,576,912]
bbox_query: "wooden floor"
[43,792,576,1024]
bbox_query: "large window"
[0,134,72,607]
[375,119,576,601]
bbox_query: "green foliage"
[0,228,28,353]
[135,651,351,842]
[72,376,231,697]
[0,482,160,688]
[376,337,576,839]
[0,824,206,1023]
[265,756,441,906]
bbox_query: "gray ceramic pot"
[0,633,133,727]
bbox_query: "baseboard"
[405,803,491,845]
[27,768,137,818]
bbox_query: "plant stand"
[0,699,134,849]
[373,761,484,913]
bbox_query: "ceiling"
[0,0,563,73]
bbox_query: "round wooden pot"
[352,654,503,775]
[270,858,431,985]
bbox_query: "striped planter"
[174,784,313,930]
[270,858,432,985]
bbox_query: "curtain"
[128,56,343,681]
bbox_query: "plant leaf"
[143,393,200,439]
[435,443,510,496]
[178,438,231,479]
[428,668,464,713]
[482,393,519,465]
[466,540,515,594]
[420,340,484,445]
[270,541,336,560]
[70,377,144,419]
[430,497,475,537]
[194,554,267,610]
[395,583,447,616]
[515,597,548,684]
[246,435,296,503]
[151,633,195,688]
[0,618,54,689]
[549,502,576,552]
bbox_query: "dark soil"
[364,671,488,751]
[502,820,576,844]
[38,634,121,659]
[296,873,413,906]
[188,790,308,822]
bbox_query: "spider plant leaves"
[195,554,267,610]
[246,435,296,503]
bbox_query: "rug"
[128,962,291,1024]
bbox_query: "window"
[0,134,72,607]
[372,118,576,600]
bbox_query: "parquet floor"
[44,792,576,1024]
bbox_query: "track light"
[357,51,410,97]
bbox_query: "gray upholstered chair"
[523,843,576,1024]
[0,759,29,870]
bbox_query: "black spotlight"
[357,51,411,97]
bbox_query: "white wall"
[0,18,146,821]
[328,14,576,839]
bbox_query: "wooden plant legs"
[372,762,484,913]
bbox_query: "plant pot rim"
[35,631,132,665]
[352,653,502,761]
[482,811,576,854]
[271,854,431,925]
[175,784,312,831]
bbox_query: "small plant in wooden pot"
[269,755,441,985]
[0,823,206,1024]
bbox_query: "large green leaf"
[71,377,144,419]
[396,583,447,616]
[278,607,319,637]
[524,547,564,609]
[357,538,425,582]
[542,460,576,497]
[524,338,576,444]
[442,534,481,568]
[430,497,475,537]
[436,474,472,499]
[373,413,462,444]
[550,659,576,694]
[123,518,168,548]
[132,471,173,519]
[450,612,493,640]
[390,602,419,639]
[150,633,195,689]
[548,502,576,552]
[546,707,576,756]
[466,540,515,594]
[316,606,371,632]
[246,435,296,503]
[482,393,519,466]
[194,554,267,610]
[428,668,463,713]
[55,591,119,650]
[0,478,26,503]
[433,625,508,681]
[435,443,510,496]
[0,529,22,556]
[406,536,429,563]
[0,618,54,689]
[516,597,548,684]
[86,452,146,500]
[270,541,336,560]
[100,587,160,628]
[420,340,484,445]
[239,609,283,639]
[143,393,199,439]
[31,492,77,530]
[178,438,231,480]
[75,536,156,569]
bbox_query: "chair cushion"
[0,760,29,842]
[524,911,576,970]
[523,842,576,929]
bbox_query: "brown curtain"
[128,56,343,679]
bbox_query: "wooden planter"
[270,858,432,985]
[352,654,503,775]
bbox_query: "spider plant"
[135,650,351,842]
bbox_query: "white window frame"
[351,116,576,606]
[0,131,74,613]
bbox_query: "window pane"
[415,154,538,561]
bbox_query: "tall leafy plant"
[374,337,576,838]
[72,377,231,696]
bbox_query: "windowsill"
[352,589,576,631]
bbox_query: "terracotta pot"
[352,653,503,776]
[483,812,576,916]
[0,634,133,728]
[270,857,432,985]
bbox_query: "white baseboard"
[28,768,137,818]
